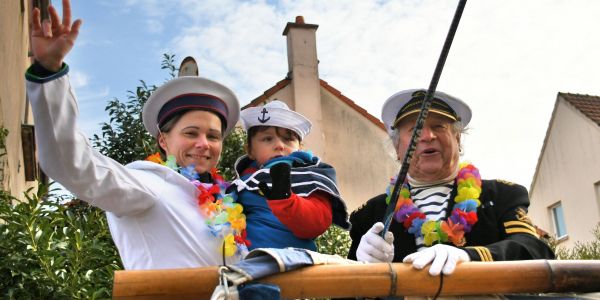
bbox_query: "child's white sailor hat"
[381,89,472,136]
[142,76,240,138]
[241,100,312,140]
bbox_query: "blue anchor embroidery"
[258,108,270,123]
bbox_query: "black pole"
[381,0,468,236]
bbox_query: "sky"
[57,0,600,190]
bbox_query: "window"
[595,181,600,218]
[550,202,567,239]
[21,124,37,181]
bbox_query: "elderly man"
[348,89,554,275]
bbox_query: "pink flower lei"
[387,162,482,247]
[146,153,250,256]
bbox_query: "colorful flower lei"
[146,153,250,256]
[387,162,481,247]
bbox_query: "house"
[0,0,41,199]
[529,92,600,248]
[244,16,399,211]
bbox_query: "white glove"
[356,222,395,263]
[403,244,470,275]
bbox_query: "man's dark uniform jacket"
[348,179,555,262]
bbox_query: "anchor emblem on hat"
[258,108,270,123]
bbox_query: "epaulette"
[351,202,369,216]
[495,179,515,186]
[515,207,534,225]
[503,207,539,238]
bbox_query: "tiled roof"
[560,92,600,126]
[245,78,385,131]
[243,78,291,109]
[530,92,600,193]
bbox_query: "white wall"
[0,0,38,198]
[529,97,600,248]
[320,88,399,211]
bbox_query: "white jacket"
[27,70,240,270]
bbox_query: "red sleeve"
[267,191,333,239]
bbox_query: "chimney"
[282,16,324,155]
[178,56,199,77]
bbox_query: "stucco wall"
[529,98,600,248]
[320,89,399,211]
[267,88,293,109]
[0,0,37,198]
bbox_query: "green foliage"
[91,54,178,164]
[218,127,246,180]
[0,127,8,157]
[316,225,352,257]
[161,53,178,79]
[552,225,600,260]
[0,184,121,299]
[91,79,158,164]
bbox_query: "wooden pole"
[113,260,600,299]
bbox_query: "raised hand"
[30,0,82,71]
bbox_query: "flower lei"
[388,162,481,247]
[146,153,251,257]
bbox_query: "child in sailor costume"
[230,101,350,251]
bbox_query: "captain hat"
[241,100,312,140]
[381,89,472,136]
[142,76,240,138]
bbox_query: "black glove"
[258,163,292,200]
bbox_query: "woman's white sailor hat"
[240,100,312,140]
[381,89,472,136]
[142,76,240,138]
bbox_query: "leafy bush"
[316,225,352,257]
[552,225,600,260]
[91,78,158,165]
[218,127,246,180]
[0,185,121,299]
[0,127,8,157]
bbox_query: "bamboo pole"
[113,260,600,299]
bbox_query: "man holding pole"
[348,89,555,275]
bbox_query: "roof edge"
[319,79,386,131]
[282,22,319,36]
[243,78,291,109]
[243,77,386,132]
[558,92,600,126]
[530,93,562,194]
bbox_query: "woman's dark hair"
[246,126,301,150]
[156,109,226,156]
